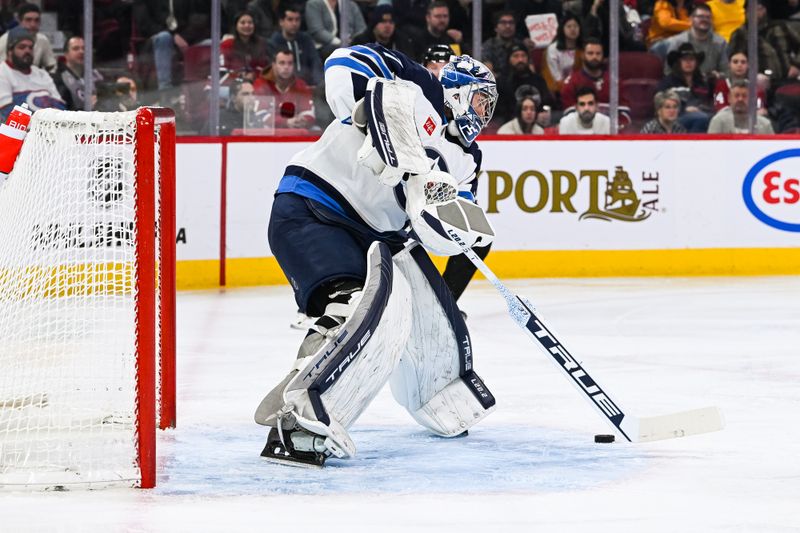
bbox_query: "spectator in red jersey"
[712,51,767,114]
[254,48,315,130]
[221,11,272,81]
[560,38,609,109]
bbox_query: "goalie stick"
[444,228,724,443]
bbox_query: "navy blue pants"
[268,193,405,315]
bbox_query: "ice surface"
[3,276,799,532]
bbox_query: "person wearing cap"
[350,5,414,53]
[495,43,554,123]
[0,3,56,74]
[0,27,64,121]
[662,3,728,78]
[657,42,713,132]
[480,11,524,81]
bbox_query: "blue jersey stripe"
[324,57,376,79]
[350,45,394,79]
[277,175,347,217]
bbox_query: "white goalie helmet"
[439,55,498,145]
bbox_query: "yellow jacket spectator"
[706,0,745,42]
[647,0,691,47]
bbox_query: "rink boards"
[172,135,800,289]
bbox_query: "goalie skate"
[260,427,328,469]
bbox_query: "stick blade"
[631,406,724,442]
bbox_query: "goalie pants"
[268,191,406,315]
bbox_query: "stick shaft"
[448,231,633,440]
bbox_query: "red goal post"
[0,107,176,489]
[136,107,177,488]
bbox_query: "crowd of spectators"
[0,0,798,135]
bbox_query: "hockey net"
[0,108,176,489]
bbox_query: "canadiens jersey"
[277,44,482,234]
[0,62,64,120]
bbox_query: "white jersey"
[0,61,64,120]
[280,44,481,234]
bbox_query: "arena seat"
[621,78,660,120]
[619,52,663,81]
[183,44,212,82]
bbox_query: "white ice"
[3,276,799,532]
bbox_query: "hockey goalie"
[255,44,499,467]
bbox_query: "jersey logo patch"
[423,116,436,136]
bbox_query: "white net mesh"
[0,109,160,488]
[422,179,457,205]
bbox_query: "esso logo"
[742,149,800,232]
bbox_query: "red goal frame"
[135,107,176,488]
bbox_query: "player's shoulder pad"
[362,44,446,123]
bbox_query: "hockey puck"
[594,434,615,443]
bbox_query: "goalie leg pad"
[255,241,412,457]
[409,375,495,437]
[389,244,496,437]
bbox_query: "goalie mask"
[439,55,497,146]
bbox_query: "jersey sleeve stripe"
[350,45,394,79]
[383,51,404,68]
[349,51,387,78]
[324,57,377,79]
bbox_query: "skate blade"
[260,440,326,469]
[261,454,325,469]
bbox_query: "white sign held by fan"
[525,13,558,49]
